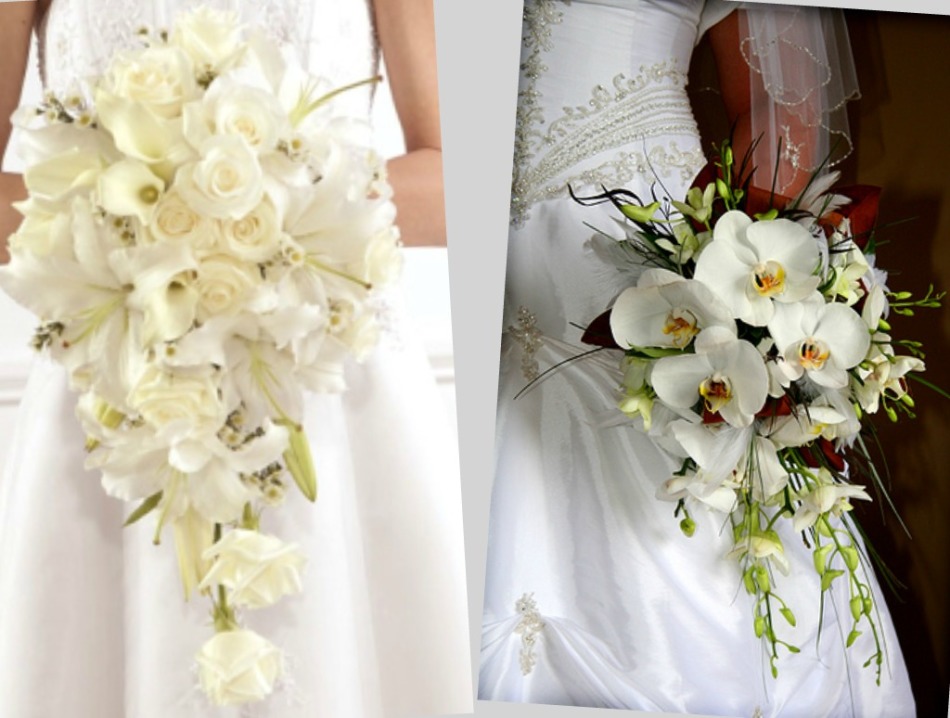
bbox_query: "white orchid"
[792,468,872,533]
[728,529,790,575]
[658,420,749,512]
[768,294,870,389]
[610,269,735,350]
[853,354,925,414]
[694,211,821,326]
[651,326,769,427]
[764,401,853,449]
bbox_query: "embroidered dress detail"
[508,307,544,382]
[510,1,705,227]
[513,593,545,676]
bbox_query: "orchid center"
[662,308,699,348]
[699,372,733,414]
[798,338,830,370]
[752,260,786,297]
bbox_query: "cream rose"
[194,254,259,318]
[199,529,305,609]
[178,135,264,219]
[210,82,285,153]
[147,190,219,252]
[171,7,242,71]
[221,199,282,263]
[104,46,196,119]
[196,629,282,706]
[127,365,223,432]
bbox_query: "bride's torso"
[505,0,726,341]
[39,0,378,117]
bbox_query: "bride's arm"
[0,1,38,264]
[373,0,445,247]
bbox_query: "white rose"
[128,365,223,432]
[199,529,305,608]
[196,629,282,706]
[194,254,259,318]
[146,190,219,252]
[104,46,197,119]
[208,80,286,153]
[363,228,402,287]
[178,135,264,219]
[221,199,282,263]
[172,7,243,71]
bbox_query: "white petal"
[651,354,710,409]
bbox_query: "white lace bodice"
[39,0,378,117]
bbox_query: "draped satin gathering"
[480,2,915,716]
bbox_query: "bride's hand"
[375,0,445,247]
[0,1,37,265]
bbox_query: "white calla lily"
[98,159,165,224]
[694,211,821,326]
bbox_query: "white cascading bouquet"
[569,140,944,680]
[0,7,401,706]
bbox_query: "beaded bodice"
[39,0,378,117]
[510,0,713,228]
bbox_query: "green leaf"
[124,491,163,527]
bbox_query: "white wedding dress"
[479,2,915,716]
[0,1,472,717]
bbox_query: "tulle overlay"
[480,2,914,715]
[0,1,471,715]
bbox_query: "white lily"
[694,211,821,326]
[768,293,870,389]
[168,420,289,524]
[610,269,735,350]
[651,326,769,427]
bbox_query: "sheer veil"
[737,3,860,192]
